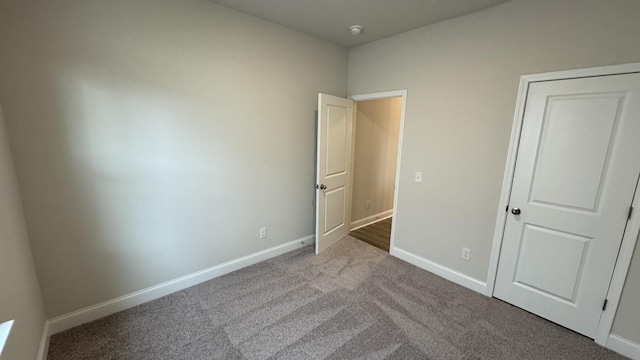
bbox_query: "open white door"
[494,73,640,338]
[315,93,355,254]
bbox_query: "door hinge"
[505,205,509,212]
[628,206,634,220]
[602,299,608,311]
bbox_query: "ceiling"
[212,0,511,48]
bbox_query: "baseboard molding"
[390,246,488,295]
[607,334,640,359]
[350,210,393,231]
[46,235,314,336]
[36,322,50,360]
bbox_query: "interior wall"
[612,233,640,344]
[351,98,401,225]
[0,0,347,318]
[347,0,640,342]
[0,106,46,360]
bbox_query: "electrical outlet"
[461,247,471,261]
[365,200,370,209]
[259,227,268,239]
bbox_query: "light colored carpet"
[48,237,627,359]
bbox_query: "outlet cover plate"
[462,247,471,261]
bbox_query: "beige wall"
[1,0,638,348]
[0,0,347,318]
[613,233,640,344]
[348,0,640,342]
[351,98,401,224]
[0,107,46,360]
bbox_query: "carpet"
[47,236,627,359]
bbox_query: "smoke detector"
[349,25,363,36]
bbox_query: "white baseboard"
[607,334,640,359]
[390,246,488,295]
[36,322,50,360]
[350,210,393,231]
[46,235,314,337]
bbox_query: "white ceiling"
[212,0,511,47]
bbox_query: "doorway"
[348,97,402,252]
[315,90,407,255]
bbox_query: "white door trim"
[349,90,408,253]
[600,189,640,346]
[487,63,640,347]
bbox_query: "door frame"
[486,62,640,347]
[349,90,408,253]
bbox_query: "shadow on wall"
[0,0,344,320]
[30,65,243,311]
[17,57,314,316]
[61,67,218,283]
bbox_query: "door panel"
[316,94,354,254]
[324,186,346,234]
[326,106,349,176]
[494,73,640,338]
[529,95,622,211]
[514,224,590,302]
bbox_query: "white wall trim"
[607,334,640,360]
[350,90,407,102]
[487,62,640,349]
[485,74,530,297]
[350,209,393,231]
[595,183,640,345]
[45,235,314,336]
[349,89,408,253]
[391,247,488,295]
[36,322,50,360]
[513,63,640,84]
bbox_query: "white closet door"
[494,73,640,338]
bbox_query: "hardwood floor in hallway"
[349,217,392,252]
